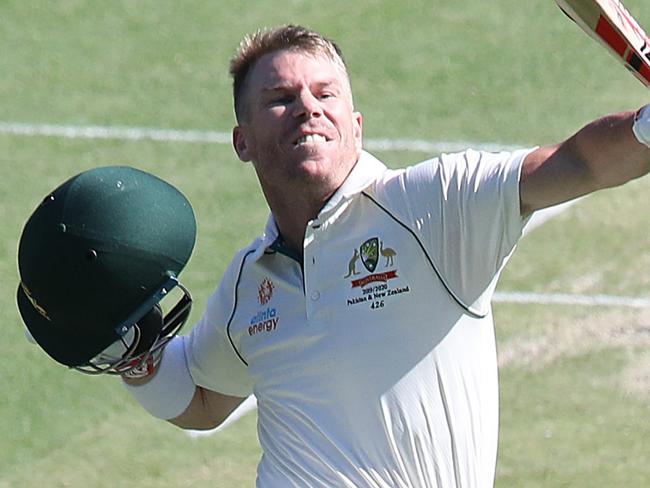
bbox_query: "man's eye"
[269,95,294,105]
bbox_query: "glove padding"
[131,304,164,356]
[119,304,166,379]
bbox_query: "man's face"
[233,49,363,199]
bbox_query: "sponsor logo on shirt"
[249,277,279,336]
[249,307,278,336]
[258,277,274,305]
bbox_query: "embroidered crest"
[343,237,409,310]
[360,237,379,272]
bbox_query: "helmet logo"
[20,282,52,322]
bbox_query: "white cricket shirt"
[186,149,532,487]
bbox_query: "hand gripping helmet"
[16,166,196,375]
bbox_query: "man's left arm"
[520,108,650,217]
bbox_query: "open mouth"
[293,133,331,146]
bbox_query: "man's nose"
[293,91,322,118]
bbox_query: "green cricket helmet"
[16,166,196,374]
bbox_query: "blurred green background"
[1,1,648,486]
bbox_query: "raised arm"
[520,108,650,217]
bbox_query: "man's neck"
[267,191,330,259]
[257,155,362,257]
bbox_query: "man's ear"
[233,126,251,162]
[353,111,363,153]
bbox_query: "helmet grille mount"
[74,282,192,375]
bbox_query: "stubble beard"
[258,137,357,198]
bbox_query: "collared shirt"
[186,148,532,487]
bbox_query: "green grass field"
[1,1,649,486]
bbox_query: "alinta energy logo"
[249,277,278,336]
[344,237,398,288]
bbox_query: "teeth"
[295,134,327,145]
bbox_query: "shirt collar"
[259,150,387,250]
[320,150,387,213]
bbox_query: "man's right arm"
[122,336,247,430]
[168,386,248,430]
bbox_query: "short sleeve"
[377,148,534,315]
[184,251,255,397]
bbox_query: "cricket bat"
[556,0,650,87]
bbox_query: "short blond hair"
[229,25,350,121]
